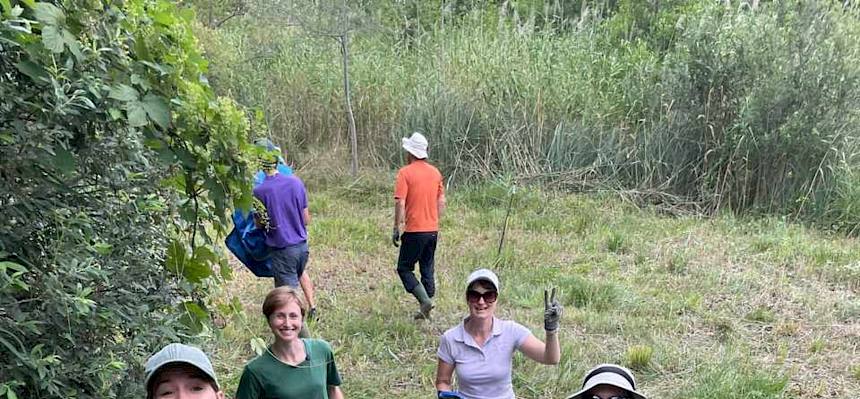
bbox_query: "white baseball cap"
[567,364,647,399]
[401,132,429,159]
[465,268,500,293]
[145,343,219,394]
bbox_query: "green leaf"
[140,60,171,75]
[34,2,63,25]
[41,25,64,53]
[8,388,18,399]
[182,257,212,283]
[250,337,267,356]
[0,261,27,274]
[155,146,176,164]
[107,360,126,370]
[0,0,12,17]
[191,246,217,265]
[203,177,227,213]
[51,146,75,175]
[178,301,207,334]
[108,108,123,120]
[152,10,175,26]
[165,240,187,275]
[20,0,36,9]
[178,7,195,22]
[144,138,164,149]
[62,28,82,60]
[219,261,232,281]
[0,261,28,291]
[142,94,170,129]
[127,101,148,127]
[235,191,253,214]
[15,60,49,83]
[167,243,212,283]
[91,242,112,255]
[108,84,138,102]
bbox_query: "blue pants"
[396,232,438,298]
[271,241,309,288]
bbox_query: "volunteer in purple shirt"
[252,145,311,290]
[435,269,562,399]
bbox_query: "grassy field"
[206,170,859,398]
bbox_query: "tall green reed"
[195,0,860,231]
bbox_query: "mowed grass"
[206,171,860,398]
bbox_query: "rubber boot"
[411,284,434,320]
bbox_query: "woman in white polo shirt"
[434,268,562,399]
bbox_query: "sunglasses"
[466,290,497,303]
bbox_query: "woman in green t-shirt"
[235,287,344,399]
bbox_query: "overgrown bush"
[0,0,254,397]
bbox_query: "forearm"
[393,200,404,228]
[543,330,560,365]
[437,197,446,218]
[328,385,344,399]
[435,359,454,391]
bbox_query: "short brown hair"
[262,286,306,319]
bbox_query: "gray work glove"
[544,287,562,332]
[392,227,400,247]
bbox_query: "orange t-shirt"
[394,160,445,232]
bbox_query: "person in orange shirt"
[393,132,446,319]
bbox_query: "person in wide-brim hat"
[566,363,647,399]
[392,131,445,320]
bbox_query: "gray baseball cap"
[144,343,219,392]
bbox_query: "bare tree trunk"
[339,34,358,176]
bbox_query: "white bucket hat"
[465,268,500,293]
[401,132,428,159]
[567,364,647,399]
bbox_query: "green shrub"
[0,0,253,396]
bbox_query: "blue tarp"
[225,163,292,277]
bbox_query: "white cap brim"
[567,372,647,399]
[465,269,500,293]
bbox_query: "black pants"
[396,231,438,298]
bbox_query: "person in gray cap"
[434,268,562,399]
[144,343,223,399]
[392,132,445,319]
[566,363,647,399]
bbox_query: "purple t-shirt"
[437,317,532,399]
[252,173,308,248]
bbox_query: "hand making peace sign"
[544,287,562,332]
